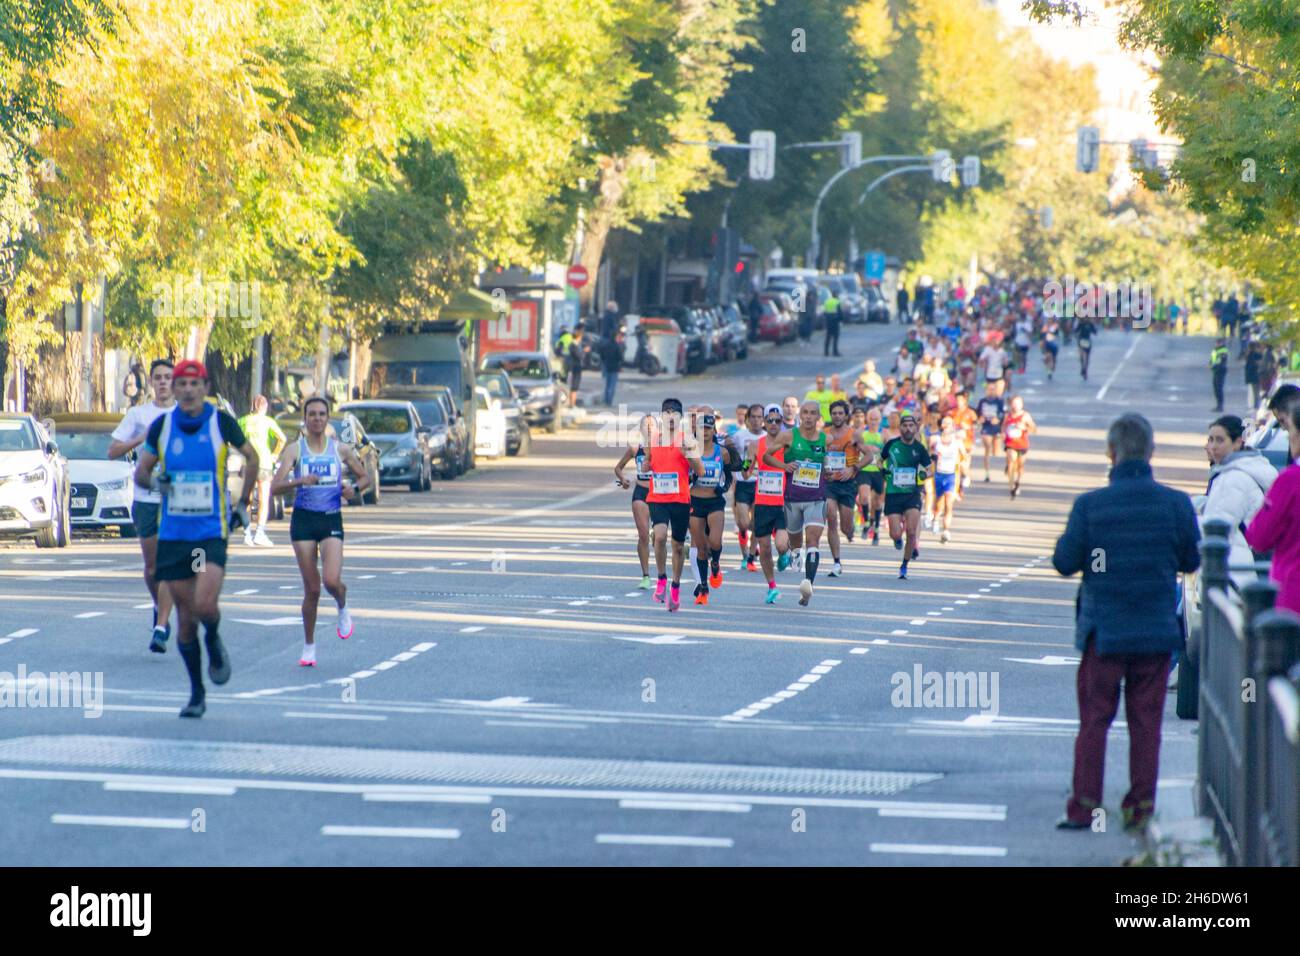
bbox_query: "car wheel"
[422,460,434,490]
[408,469,423,492]
[546,416,560,434]
[513,428,531,457]
[54,487,70,547]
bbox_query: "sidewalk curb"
[1128,780,1223,866]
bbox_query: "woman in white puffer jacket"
[1203,415,1277,568]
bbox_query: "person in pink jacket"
[1245,404,1300,613]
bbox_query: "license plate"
[71,497,88,509]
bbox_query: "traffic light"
[841,131,862,170]
[931,149,953,183]
[1076,126,1100,173]
[1129,138,1159,170]
[1039,206,1054,229]
[749,130,775,180]
[960,155,980,187]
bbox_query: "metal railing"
[1196,519,1300,866]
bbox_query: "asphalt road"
[0,321,1241,865]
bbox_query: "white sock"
[688,547,701,584]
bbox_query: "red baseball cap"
[171,359,208,381]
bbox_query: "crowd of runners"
[611,281,1075,610]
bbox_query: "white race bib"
[825,451,847,472]
[169,471,216,516]
[793,460,823,489]
[757,471,784,496]
[652,472,680,496]
[893,467,917,489]
[1007,425,1023,440]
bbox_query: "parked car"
[622,315,684,375]
[816,275,863,324]
[474,386,508,458]
[375,386,468,480]
[756,291,798,343]
[480,352,563,432]
[476,369,531,456]
[863,281,892,323]
[765,277,824,330]
[339,400,433,492]
[49,413,135,536]
[718,301,750,360]
[276,411,381,506]
[0,412,70,548]
[636,306,707,374]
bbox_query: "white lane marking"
[363,793,491,804]
[568,600,589,606]
[451,562,467,566]
[231,617,302,627]
[620,800,751,813]
[459,626,484,633]
[279,585,294,590]
[999,578,1012,583]
[820,659,842,666]
[1096,335,1141,401]
[890,630,908,636]
[797,674,822,684]
[942,607,954,611]
[810,665,833,675]
[391,652,418,662]
[322,826,460,840]
[0,639,10,645]
[100,705,184,714]
[873,639,891,644]
[358,575,376,580]
[910,619,927,625]
[284,711,388,722]
[536,609,556,615]
[979,588,991,593]
[347,670,377,679]
[625,591,643,597]
[989,583,1002,588]
[74,612,105,619]
[371,661,398,671]
[483,720,587,730]
[722,658,843,721]
[850,647,869,655]
[926,612,941,617]
[787,682,810,691]
[2,628,38,639]
[612,633,704,645]
[392,571,408,576]
[1002,655,1080,666]
[596,834,733,848]
[134,603,154,610]
[870,842,1007,857]
[52,814,190,830]
[411,642,437,652]
[234,588,259,595]
[878,808,1006,821]
[104,782,236,796]
[955,600,969,605]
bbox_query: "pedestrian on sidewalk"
[1210,337,1229,412]
[1246,403,1300,614]
[566,322,586,404]
[1245,341,1263,409]
[824,292,843,357]
[598,330,625,407]
[600,300,621,341]
[1052,412,1201,832]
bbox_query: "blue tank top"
[294,436,343,513]
[155,404,229,541]
[694,443,725,492]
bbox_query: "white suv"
[0,413,70,548]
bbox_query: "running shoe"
[149,625,169,654]
[653,578,667,602]
[777,550,792,572]
[912,547,920,560]
[745,555,758,572]
[798,579,813,606]
[337,605,354,640]
[893,536,903,551]
[205,633,231,685]
[179,695,206,719]
[871,529,879,546]
[639,575,653,590]
[922,513,933,531]
[764,587,780,605]
[709,568,723,589]
[253,529,274,547]
[828,561,842,578]
[299,643,317,667]
[668,584,680,612]
[898,562,909,580]
[983,475,990,483]
[694,588,709,606]
[940,530,951,544]
[243,528,255,547]
[962,476,971,490]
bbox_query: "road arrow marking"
[611,634,705,645]
[439,697,559,708]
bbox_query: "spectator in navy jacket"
[1052,412,1201,832]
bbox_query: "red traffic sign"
[566,265,589,289]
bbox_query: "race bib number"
[757,471,784,496]
[1007,425,1023,440]
[825,451,847,472]
[793,460,823,489]
[305,457,338,481]
[169,471,215,516]
[652,472,680,496]
[893,466,917,489]
[700,460,722,487]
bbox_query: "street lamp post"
[806,154,942,268]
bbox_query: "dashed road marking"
[596,834,732,848]
[5,629,37,639]
[322,825,460,840]
[459,626,484,633]
[870,842,1007,858]
[74,612,105,619]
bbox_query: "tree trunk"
[577,157,630,314]
[207,351,253,416]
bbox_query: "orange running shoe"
[709,569,723,589]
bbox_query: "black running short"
[858,470,884,494]
[290,508,344,543]
[884,492,924,516]
[733,481,756,506]
[649,501,691,542]
[632,483,649,503]
[690,494,726,519]
[155,537,227,581]
[131,500,160,538]
[753,504,786,539]
[828,479,858,509]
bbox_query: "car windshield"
[476,392,490,411]
[477,375,509,399]
[368,360,461,391]
[408,401,446,426]
[0,419,38,451]
[346,407,413,435]
[51,428,114,459]
[489,358,549,379]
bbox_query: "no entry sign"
[566,265,589,289]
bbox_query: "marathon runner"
[271,396,371,666]
[1076,317,1096,381]
[928,416,967,543]
[646,398,704,612]
[108,358,176,653]
[763,400,828,606]
[951,390,978,493]
[1041,315,1060,379]
[824,399,878,576]
[727,403,765,572]
[857,406,887,543]
[132,360,258,718]
[780,395,800,431]
[689,413,735,604]
[614,413,657,590]
[975,381,1005,482]
[747,407,793,604]
[979,336,1008,397]
[1002,394,1037,498]
[880,410,932,580]
[237,394,287,547]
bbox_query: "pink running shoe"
[668,584,680,612]
[653,578,667,603]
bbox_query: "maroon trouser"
[1065,639,1171,825]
